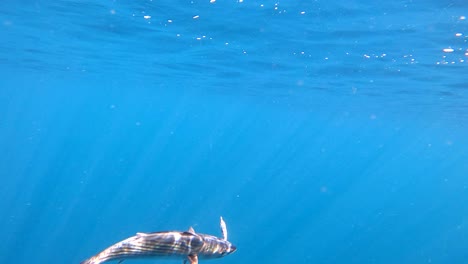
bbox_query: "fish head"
[222,241,237,256]
[199,237,237,259]
[212,240,236,258]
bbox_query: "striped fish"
[81,217,236,264]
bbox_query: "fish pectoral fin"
[220,216,228,240]
[117,260,124,264]
[187,254,198,264]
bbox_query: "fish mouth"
[230,245,237,253]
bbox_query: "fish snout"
[229,244,237,253]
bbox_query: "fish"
[81,217,236,264]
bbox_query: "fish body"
[81,217,236,264]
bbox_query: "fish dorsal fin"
[184,226,196,235]
[220,216,228,240]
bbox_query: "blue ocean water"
[1,0,468,263]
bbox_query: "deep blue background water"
[1,1,468,263]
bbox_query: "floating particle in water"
[455,33,463,37]
[193,15,199,19]
[443,48,454,53]
[144,15,151,19]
